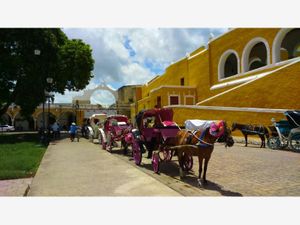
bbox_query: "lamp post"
[75,100,79,124]
[66,80,77,124]
[34,49,46,142]
[46,77,53,138]
[72,100,79,124]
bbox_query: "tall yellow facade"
[134,28,300,127]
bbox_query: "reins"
[188,129,214,147]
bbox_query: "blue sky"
[54,28,227,106]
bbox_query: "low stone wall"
[169,106,285,128]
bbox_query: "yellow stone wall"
[187,50,211,102]
[172,107,286,127]
[141,58,188,99]
[209,28,280,85]
[203,60,300,109]
[169,106,286,136]
[136,28,299,127]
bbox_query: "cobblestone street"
[112,141,300,196]
[199,143,300,196]
[22,137,300,196]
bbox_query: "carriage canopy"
[284,111,300,128]
[135,108,175,130]
[104,115,129,130]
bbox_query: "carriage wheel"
[267,137,281,150]
[101,135,106,150]
[181,153,193,171]
[99,135,102,145]
[106,133,113,152]
[107,140,113,152]
[159,147,173,161]
[152,152,160,173]
[121,139,128,155]
[290,133,300,151]
[132,142,143,165]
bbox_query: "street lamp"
[46,77,53,137]
[66,80,78,124]
[73,100,79,124]
[34,49,46,142]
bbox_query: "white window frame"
[184,95,195,105]
[218,49,240,81]
[241,37,271,73]
[272,28,298,64]
[168,94,180,106]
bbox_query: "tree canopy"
[0,28,94,117]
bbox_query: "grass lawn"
[0,133,47,180]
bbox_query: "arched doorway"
[273,28,300,63]
[36,112,56,130]
[57,111,75,131]
[73,83,118,107]
[90,90,116,108]
[218,49,240,79]
[14,113,34,131]
[242,37,270,73]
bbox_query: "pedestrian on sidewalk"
[69,122,78,142]
[52,121,60,140]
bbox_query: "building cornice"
[149,85,196,94]
[164,105,298,114]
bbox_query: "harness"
[187,129,214,148]
[240,125,266,135]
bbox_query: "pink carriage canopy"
[140,108,175,128]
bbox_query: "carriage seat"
[276,120,292,137]
[162,121,177,127]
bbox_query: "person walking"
[69,122,78,142]
[52,121,60,140]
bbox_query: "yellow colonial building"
[133,28,300,126]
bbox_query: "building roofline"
[150,85,196,94]
[207,28,236,45]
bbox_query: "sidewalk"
[28,138,181,196]
[0,178,32,196]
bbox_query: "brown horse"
[170,121,234,186]
[231,122,269,148]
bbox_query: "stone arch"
[272,28,300,63]
[14,112,34,131]
[56,111,75,130]
[218,49,240,80]
[73,83,118,105]
[242,37,270,73]
[36,111,57,130]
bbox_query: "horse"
[170,121,234,186]
[231,122,269,148]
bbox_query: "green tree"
[0,28,94,117]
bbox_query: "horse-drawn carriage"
[87,113,107,143]
[122,109,234,186]
[99,115,131,152]
[267,111,300,151]
[129,108,193,173]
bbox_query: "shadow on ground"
[109,148,243,196]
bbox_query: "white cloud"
[55,28,227,104]
[120,63,153,85]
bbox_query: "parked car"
[0,125,15,132]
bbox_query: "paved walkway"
[0,178,32,196]
[28,138,180,196]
